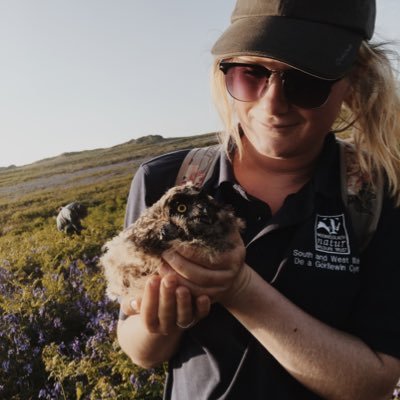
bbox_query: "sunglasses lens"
[223,64,269,102]
[220,62,337,109]
[283,69,334,109]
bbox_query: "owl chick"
[100,183,244,300]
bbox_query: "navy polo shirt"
[124,134,400,400]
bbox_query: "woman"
[118,0,400,398]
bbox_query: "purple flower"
[2,361,10,372]
[53,317,62,328]
[71,337,82,355]
[129,374,142,390]
[0,254,162,399]
[53,382,62,394]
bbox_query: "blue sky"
[0,0,399,167]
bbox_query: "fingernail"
[163,275,176,288]
[176,287,187,299]
[162,249,174,261]
[163,279,172,288]
[159,263,168,275]
[130,299,138,311]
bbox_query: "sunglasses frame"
[219,61,340,109]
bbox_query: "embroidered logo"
[315,214,350,254]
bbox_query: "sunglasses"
[219,62,340,109]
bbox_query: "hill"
[0,132,218,233]
[0,132,218,201]
[0,132,218,399]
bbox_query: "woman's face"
[231,56,351,160]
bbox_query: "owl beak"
[199,207,215,225]
[199,216,212,224]
[159,223,180,240]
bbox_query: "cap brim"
[211,16,362,80]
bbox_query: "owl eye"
[176,203,187,213]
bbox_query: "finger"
[159,260,174,276]
[171,244,227,270]
[141,275,161,333]
[119,296,142,317]
[130,297,142,313]
[174,231,245,265]
[158,274,178,334]
[176,286,194,328]
[172,273,227,301]
[162,250,234,286]
[194,295,211,320]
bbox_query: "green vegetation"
[0,133,217,400]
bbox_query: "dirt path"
[0,159,148,199]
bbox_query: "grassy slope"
[0,133,218,236]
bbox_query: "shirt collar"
[204,132,341,199]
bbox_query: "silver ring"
[176,319,196,329]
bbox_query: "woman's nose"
[258,73,290,114]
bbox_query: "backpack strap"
[176,140,383,252]
[338,139,384,252]
[175,145,221,186]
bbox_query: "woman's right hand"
[119,272,211,335]
[117,273,211,367]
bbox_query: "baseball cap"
[211,0,376,80]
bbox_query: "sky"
[0,0,399,167]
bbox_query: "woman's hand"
[117,272,211,368]
[161,231,250,305]
[119,272,211,335]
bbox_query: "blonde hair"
[211,42,400,205]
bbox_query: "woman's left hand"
[161,231,250,304]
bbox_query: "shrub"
[0,254,165,399]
